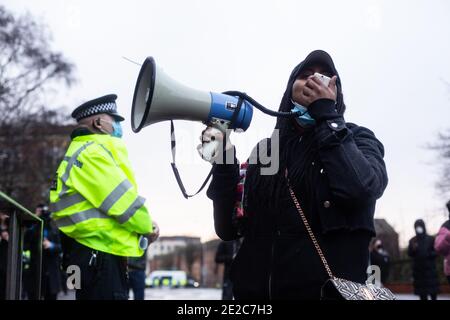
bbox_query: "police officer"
[50,94,159,300]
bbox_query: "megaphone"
[131,57,253,133]
[130,57,301,199]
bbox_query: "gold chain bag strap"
[285,169,396,300]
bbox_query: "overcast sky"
[5,0,450,247]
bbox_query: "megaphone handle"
[201,140,220,162]
[170,120,214,199]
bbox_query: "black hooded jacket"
[407,219,439,295]
[207,50,388,300]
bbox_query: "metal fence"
[0,190,42,300]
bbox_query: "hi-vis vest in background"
[50,133,153,257]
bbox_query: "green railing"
[0,191,42,300]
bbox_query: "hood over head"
[275,50,346,133]
[414,219,427,235]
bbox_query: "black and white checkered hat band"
[75,102,117,120]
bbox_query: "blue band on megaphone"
[207,92,253,131]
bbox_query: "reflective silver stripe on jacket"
[99,144,116,164]
[59,142,94,197]
[50,192,86,212]
[54,196,145,227]
[116,196,145,224]
[99,179,133,213]
[53,208,109,228]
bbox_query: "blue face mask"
[291,100,316,128]
[111,121,123,138]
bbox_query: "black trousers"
[128,269,146,300]
[68,240,129,300]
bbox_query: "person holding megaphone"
[201,50,388,300]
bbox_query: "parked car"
[146,270,199,288]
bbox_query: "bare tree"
[429,129,450,196]
[0,5,76,209]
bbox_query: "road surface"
[58,288,450,300]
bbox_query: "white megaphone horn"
[131,57,253,134]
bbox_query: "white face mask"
[415,226,424,234]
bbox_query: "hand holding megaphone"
[197,126,233,163]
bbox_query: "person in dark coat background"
[369,238,390,285]
[435,200,450,285]
[408,219,439,300]
[215,240,241,300]
[128,248,148,300]
[0,211,9,300]
[24,204,62,300]
[203,50,388,300]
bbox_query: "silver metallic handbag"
[286,170,396,300]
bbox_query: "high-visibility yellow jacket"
[50,132,152,257]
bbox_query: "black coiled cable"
[222,91,301,118]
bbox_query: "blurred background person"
[408,219,439,300]
[0,211,9,300]
[435,200,450,285]
[21,248,32,299]
[369,238,391,285]
[24,204,62,300]
[128,248,148,300]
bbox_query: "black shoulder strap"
[169,94,244,199]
